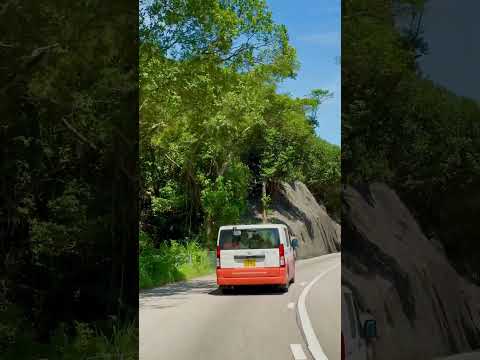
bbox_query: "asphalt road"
[139,252,340,360]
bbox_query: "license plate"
[243,259,256,267]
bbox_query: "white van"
[342,284,377,360]
[216,224,299,292]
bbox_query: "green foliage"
[305,139,341,220]
[1,0,138,354]
[139,0,341,283]
[200,162,250,228]
[259,111,314,183]
[151,180,186,216]
[139,231,214,289]
[1,316,138,359]
[261,193,272,212]
[305,88,334,127]
[30,181,90,258]
[140,0,298,74]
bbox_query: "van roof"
[219,224,287,230]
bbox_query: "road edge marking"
[297,262,340,360]
[290,344,308,360]
[288,302,296,309]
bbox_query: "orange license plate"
[243,259,256,267]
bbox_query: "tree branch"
[139,98,148,112]
[62,118,98,151]
[164,153,181,169]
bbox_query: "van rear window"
[219,228,280,250]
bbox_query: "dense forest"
[1,1,138,358]
[139,0,341,288]
[342,0,480,283]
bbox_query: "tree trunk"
[204,214,213,248]
[262,180,267,223]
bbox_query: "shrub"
[139,231,214,289]
[2,319,137,359]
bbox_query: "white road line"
[290,344,308,360]
[288,302,296,309]
[300,281,307,286]
[297,262,340,360]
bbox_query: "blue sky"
[266,0,341,145]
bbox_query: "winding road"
[140,252,340,360]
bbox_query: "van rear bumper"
[216,267,288,285]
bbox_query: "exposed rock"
[343,183,480,359]
[248,181,340,259]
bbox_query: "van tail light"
[279,244,285,267]
[216,246,221,269]
[341,332,345,360]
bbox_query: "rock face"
[343,183,480,360]
[249,181,340,259]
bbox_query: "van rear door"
[218,228,281,269]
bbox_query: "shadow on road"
[140,279,287,311]
[140,279,217,301]
[209,285,287,296]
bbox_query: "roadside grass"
[139,231,215,289]
[178,261,214,280]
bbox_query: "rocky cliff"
[248,181,340,259]
[343,183,480,359]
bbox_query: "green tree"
[139,0,341,258]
